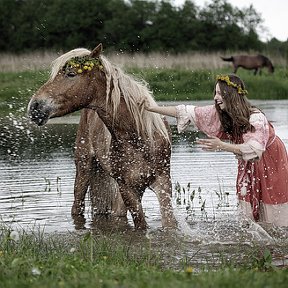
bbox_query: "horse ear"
[90,43,103,58]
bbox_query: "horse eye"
[66,71,77,78]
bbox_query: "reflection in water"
[0,101,287,266]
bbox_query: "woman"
[144,74,288,227]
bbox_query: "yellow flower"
[64,56,103,74]
[185,266,193,274]
[216,74,248,95]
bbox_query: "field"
[1,51,288,117]
[1,50,287,72]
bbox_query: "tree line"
[0,0,287,54]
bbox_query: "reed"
[0,50,286,72]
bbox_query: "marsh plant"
[214,176,230,208]
[174,181,232,221]
[1,51,287,73]
[42,176,62,195]
[56,176,62,195]
[44,177,51,192]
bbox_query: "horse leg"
[150,173,177,229]
[118,183,148,230]
[71,155,91,216]
[254,68,258,75]
[72,111,92,216]
[90,159,127,217]
[233,65,238,74]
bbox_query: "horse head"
[27,44,105,126]
[261,54,275,74]
[268,61,275,73]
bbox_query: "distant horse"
[27,43,177,230]
[221,54,274,75]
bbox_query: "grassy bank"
[1,67,288,116]
[132,67,288,101]
[0,226,287,288]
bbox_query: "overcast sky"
[173,0,288,42]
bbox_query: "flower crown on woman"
[216,75,248,95]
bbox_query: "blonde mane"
[50,49,170,143]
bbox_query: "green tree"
[176,0,201,51]
[0,0,284,55]
[42,0,110,51]
[146,1,183,52]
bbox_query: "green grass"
[0,67,288,116]
[130,67,288,101]
[0,226,287,288]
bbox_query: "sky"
[173,0,288,42]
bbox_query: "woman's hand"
[196,136,242,155]
[196,136,223,151]
[138,99,177,117]
[139,98,152,111]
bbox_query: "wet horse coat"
[27,44,177,230]
[221,55,274,75]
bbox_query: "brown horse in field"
[221,54,274,75]
[27,43,177,230]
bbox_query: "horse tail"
[221,56,233,62]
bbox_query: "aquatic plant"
[174,182,232,221]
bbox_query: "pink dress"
[176,104,288,227]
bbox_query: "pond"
[1,100,287,267]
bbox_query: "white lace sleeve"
[238,113,269,161]
[176,105,197,133]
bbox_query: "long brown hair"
[215,74,255,140]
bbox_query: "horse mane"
[100,56,170,143]
[50,48,170,144]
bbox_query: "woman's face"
[214,83,226,110]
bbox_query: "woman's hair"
[214,74,255,140]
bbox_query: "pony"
[27,44,177,230]
[221,54,274,75]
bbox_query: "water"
[0,100,288,267]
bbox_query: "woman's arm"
[145,102,177,117]
[196,136,242,155]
